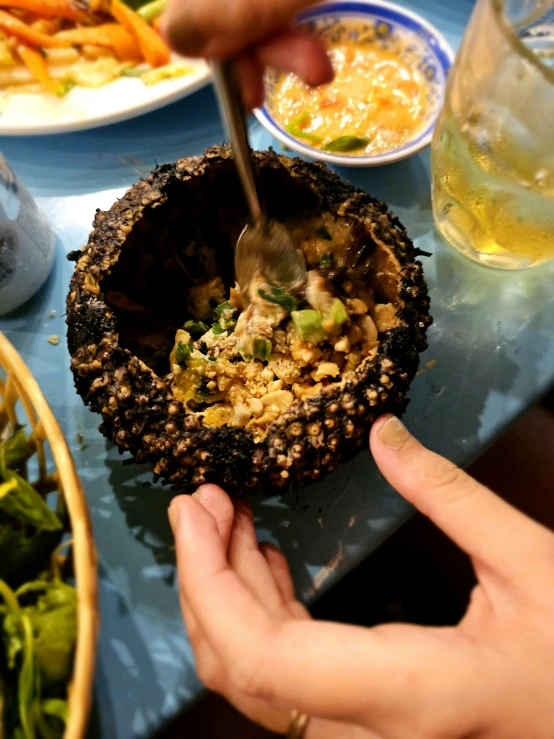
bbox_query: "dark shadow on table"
[86,564,194,739]
[106,450,177,578]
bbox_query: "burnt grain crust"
[66,147,431,493]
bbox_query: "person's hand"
[168,414,554,739]
[161,0,333,109]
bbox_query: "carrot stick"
[108,24,142,61]
[16,42,58,93]
[55,23,142,61]
[0,0,92,24]
[110,0,169,68]
[0,10,70,48]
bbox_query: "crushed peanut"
[171,218,402,436]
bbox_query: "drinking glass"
[431,0,554,270]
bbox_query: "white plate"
[0,58,211,136]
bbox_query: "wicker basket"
[0,332,98,739]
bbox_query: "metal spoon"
[211,60,306,298]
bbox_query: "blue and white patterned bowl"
[253,0,454,167]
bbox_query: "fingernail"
[378,416,411,451]
[168,502,180,532]
[192,485,210,502]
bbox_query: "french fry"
[44,47,80,65]
[111,0,169,68]
[16,42,58,94]
[55,23,142,62]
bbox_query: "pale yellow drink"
[431,0,554,270]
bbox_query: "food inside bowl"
[170,215,399,441]
[67,147,431,492]
[272,19,430,156]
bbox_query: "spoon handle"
[211,60,262,223]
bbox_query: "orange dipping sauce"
[273,23,430,156]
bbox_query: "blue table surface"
[2,0,554,736]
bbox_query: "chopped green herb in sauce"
[183,320,209,337]
[285,113,324,144]
[319,252,333,269]
[322,136,370,152]
[175,341,192,365]
[258,285,298,312]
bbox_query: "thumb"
[369,415,553,585]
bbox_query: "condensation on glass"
[431,0,554,270]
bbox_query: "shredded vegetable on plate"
[0,0,191,95]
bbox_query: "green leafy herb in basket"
[0,425,76,739]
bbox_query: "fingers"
[170,486,234,690]
[236,30,333,109]
[233,31,333,109]
[172,494,280,672]
[192,484,235,549]
[171,493,475,723]
[370,415,554,584]
[228,500,286,616]
[162,0,321,59]
[254,29,334,86]
[259,542,296,603]
[171,485,234,642]
[259,542,310,619]
[236,51,265,110]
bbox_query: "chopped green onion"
[137,0,167,21]
[211,323,224,335]
[175,342,191,365]
[183,320,209,337]
[286,112,309,131]
[214,301,235,318]
[214,301,237,330]
[322,136,370,153]
[121,67,146,78]
[239,335,272,362]
[291,310,327,345]
[141,63,194,87]
[258,285,298,312]
[56,81,74,97]
[327,298,348,327]
[319,253,333,269]
[252,338,272,361]
[285,112,324,144]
